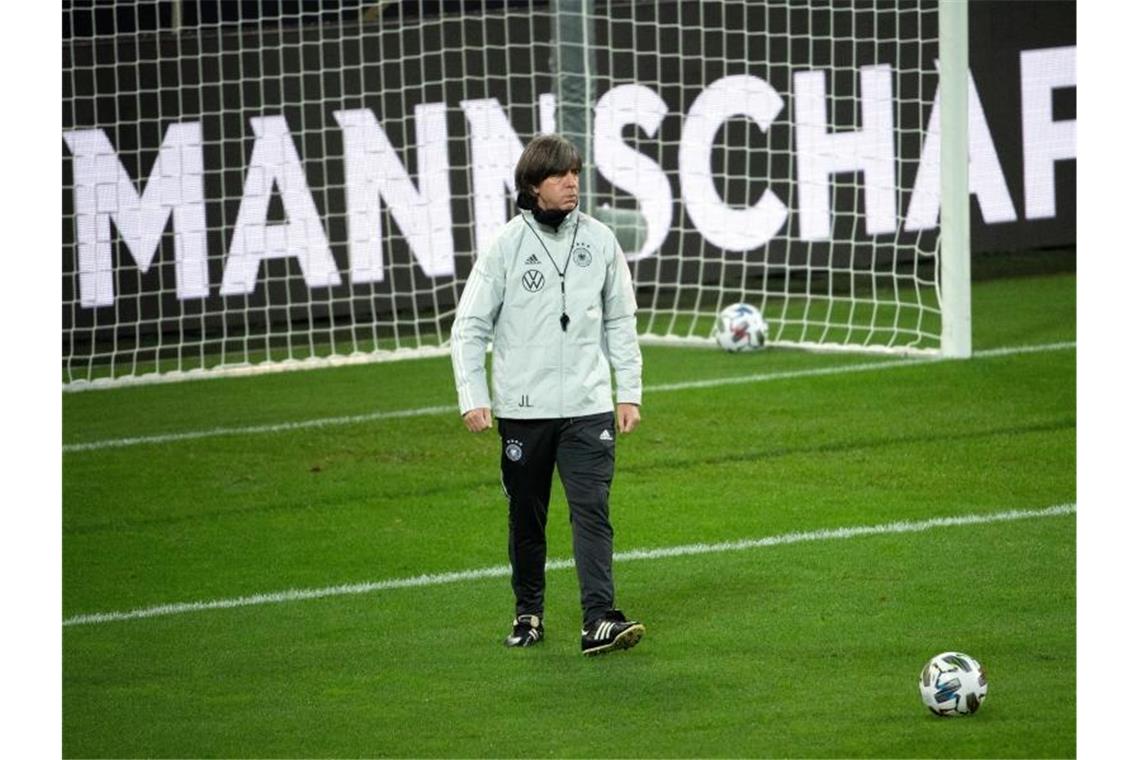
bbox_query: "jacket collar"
[524,206,579,234]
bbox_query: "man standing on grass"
[450,133,645,656]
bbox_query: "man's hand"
[616,403,640,434]
[463,407,493,433]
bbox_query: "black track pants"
[498,412,616,626]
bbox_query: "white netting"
[63,0,948,389]
[589,1,944,354]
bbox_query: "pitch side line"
[63,341,1075,454]
[62,503,1076,627]
[62,405,457,453]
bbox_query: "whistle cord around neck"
[523,214,581,332]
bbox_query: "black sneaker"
[504,614,544,647]
[581,609,645,656]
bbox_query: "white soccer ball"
[714,303,768,352]
[919,651,989,717]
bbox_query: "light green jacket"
[451,208,643,419]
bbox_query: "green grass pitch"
[62,271,1076,758]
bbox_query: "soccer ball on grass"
[714,303,768,352]
[919,651,989,717]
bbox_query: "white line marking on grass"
[63,341,1075,454]
[62,503,1075,627]
[62,405,456,453]
[974,341,1076,358]
[648,341,1076,392]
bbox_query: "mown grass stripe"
[62,503,1075,627]
[63,341,1075,454]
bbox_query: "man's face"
[533,169,580,211]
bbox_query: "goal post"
[938,0,972,359]
[62,1,971,389]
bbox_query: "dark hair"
[514,134,583,210]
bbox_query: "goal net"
[63,0,960,388]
